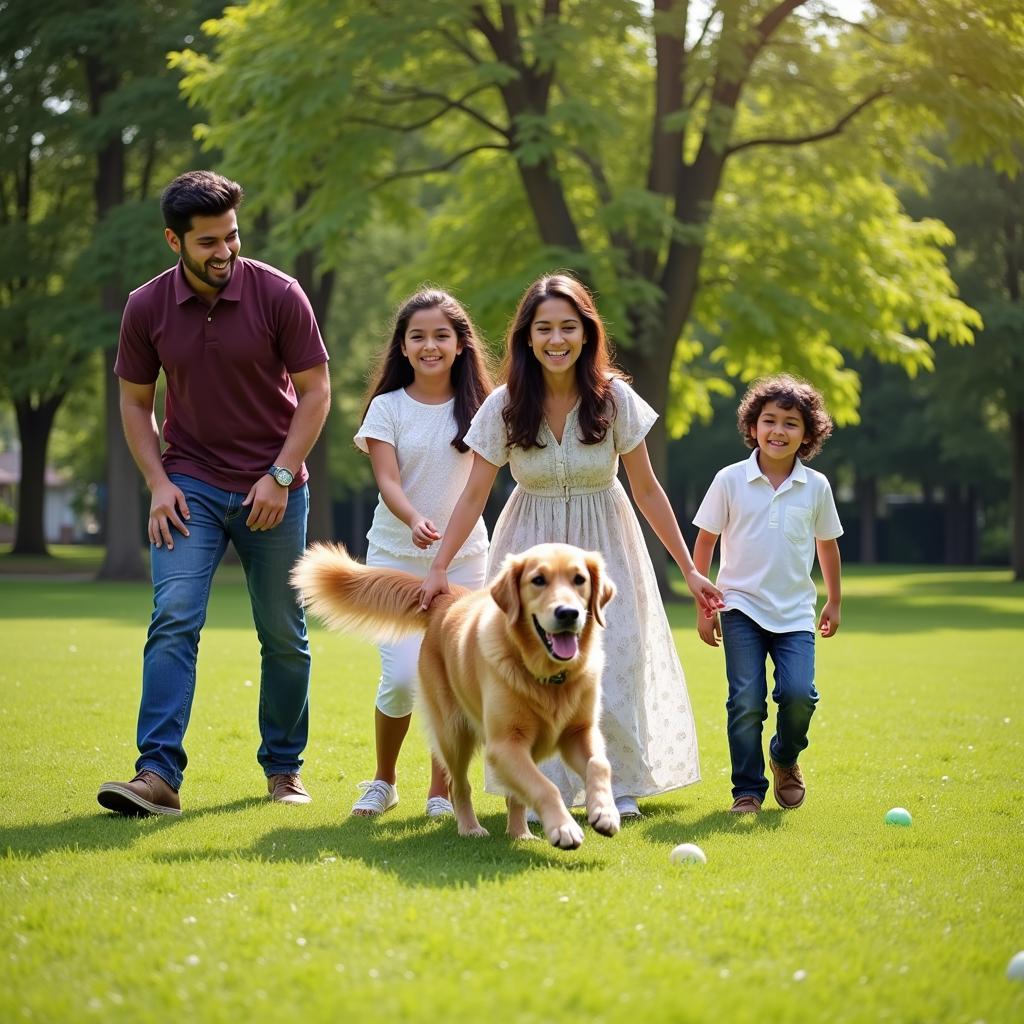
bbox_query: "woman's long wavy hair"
[501,273,623,449]
[362,289,493,452]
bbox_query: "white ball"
[669,843,707,865]
[1008,951,1024,981]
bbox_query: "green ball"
[885,807,912,827]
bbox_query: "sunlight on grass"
[1,567,1022,1022]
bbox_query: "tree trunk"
[293,244,335,543]
[1011,410,1024,581]
[856,476,878,564]
[620,325,679,599]
[10,396,62,556]
[1002,177,1022,580]
[99,344,148,579]
[88,57,145,581]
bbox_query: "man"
[97,170,330,816]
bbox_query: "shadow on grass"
[0,798,264,858]
[149,810,611,887]
[1,803,609,887]
[643,804,788,845]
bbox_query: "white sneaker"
[351,779,398,817]
[614,795,642,819]
[425,796,454,817]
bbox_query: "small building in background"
[0,450,94,544]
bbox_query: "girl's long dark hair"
[362,289,493,451]
[501,273,623,449]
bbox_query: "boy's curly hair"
[737,374,834,461]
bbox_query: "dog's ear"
[586,553,615,627]
[490,555,524,625]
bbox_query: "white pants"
[366,544,488,718]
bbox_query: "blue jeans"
[720,610,818,802]
[136,473,310,790]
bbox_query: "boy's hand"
[410,516,441,549]
[697,611,722,648]
[819,600,841,638]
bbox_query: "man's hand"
[243,474,289,530]
[149,480,190,550]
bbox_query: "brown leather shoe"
[97,770,181,817]
[769,758,806,808]
[268,773,312,805]
[729,795,762,814]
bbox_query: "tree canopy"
[174,0,1022,427]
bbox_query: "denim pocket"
[784,506,812,542]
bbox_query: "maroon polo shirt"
[114,257,328,494]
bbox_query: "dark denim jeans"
[136,473,310,790]
[720,609,818,802]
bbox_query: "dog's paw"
[458,823,490,838]
[588,803,620,837]
[547,819,584,850]
[508,827,539,842]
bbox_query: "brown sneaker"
[97,770,181,817]
[729,795,762,814]
[769,758,806,808]
[268,773,312,805]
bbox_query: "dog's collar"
[537,670,567,685]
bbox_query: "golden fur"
[291,542,618,848]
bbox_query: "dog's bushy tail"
[291,542,451,645]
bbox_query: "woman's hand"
[683,568,725,618]
[697,610,722,648]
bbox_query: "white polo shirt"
[693,449,843,633]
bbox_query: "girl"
[419,273,723,819]
[350,288,493,817]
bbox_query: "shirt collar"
[172,257,245,305]
[745,447,807,485]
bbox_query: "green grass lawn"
[1,561,1022,1023]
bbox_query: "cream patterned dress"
[465,378,700,805]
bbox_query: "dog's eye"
[573,574,586,586]
[531,574,547,587]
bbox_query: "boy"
[692,374,843,814]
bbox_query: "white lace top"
[355,388,489,561]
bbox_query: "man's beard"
[182,249,235,290]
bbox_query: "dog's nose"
[554,605,580,625]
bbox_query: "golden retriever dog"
[291,542,618,849]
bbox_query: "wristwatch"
[268,465,294,487]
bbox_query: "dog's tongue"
[549,632,579,660]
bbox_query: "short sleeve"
[611,378,658,454]
[113,292,161,385]
[354,394,396,454]
[277,280,329,375]
[464,388,510,468]
[813,477,844,540]
[693,471,729,535]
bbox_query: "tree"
[0,0,226,573]
[0,6,103,554]
[174,0,1023,583]
[903,156,1023,576]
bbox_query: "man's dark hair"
[160,170,244,239]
